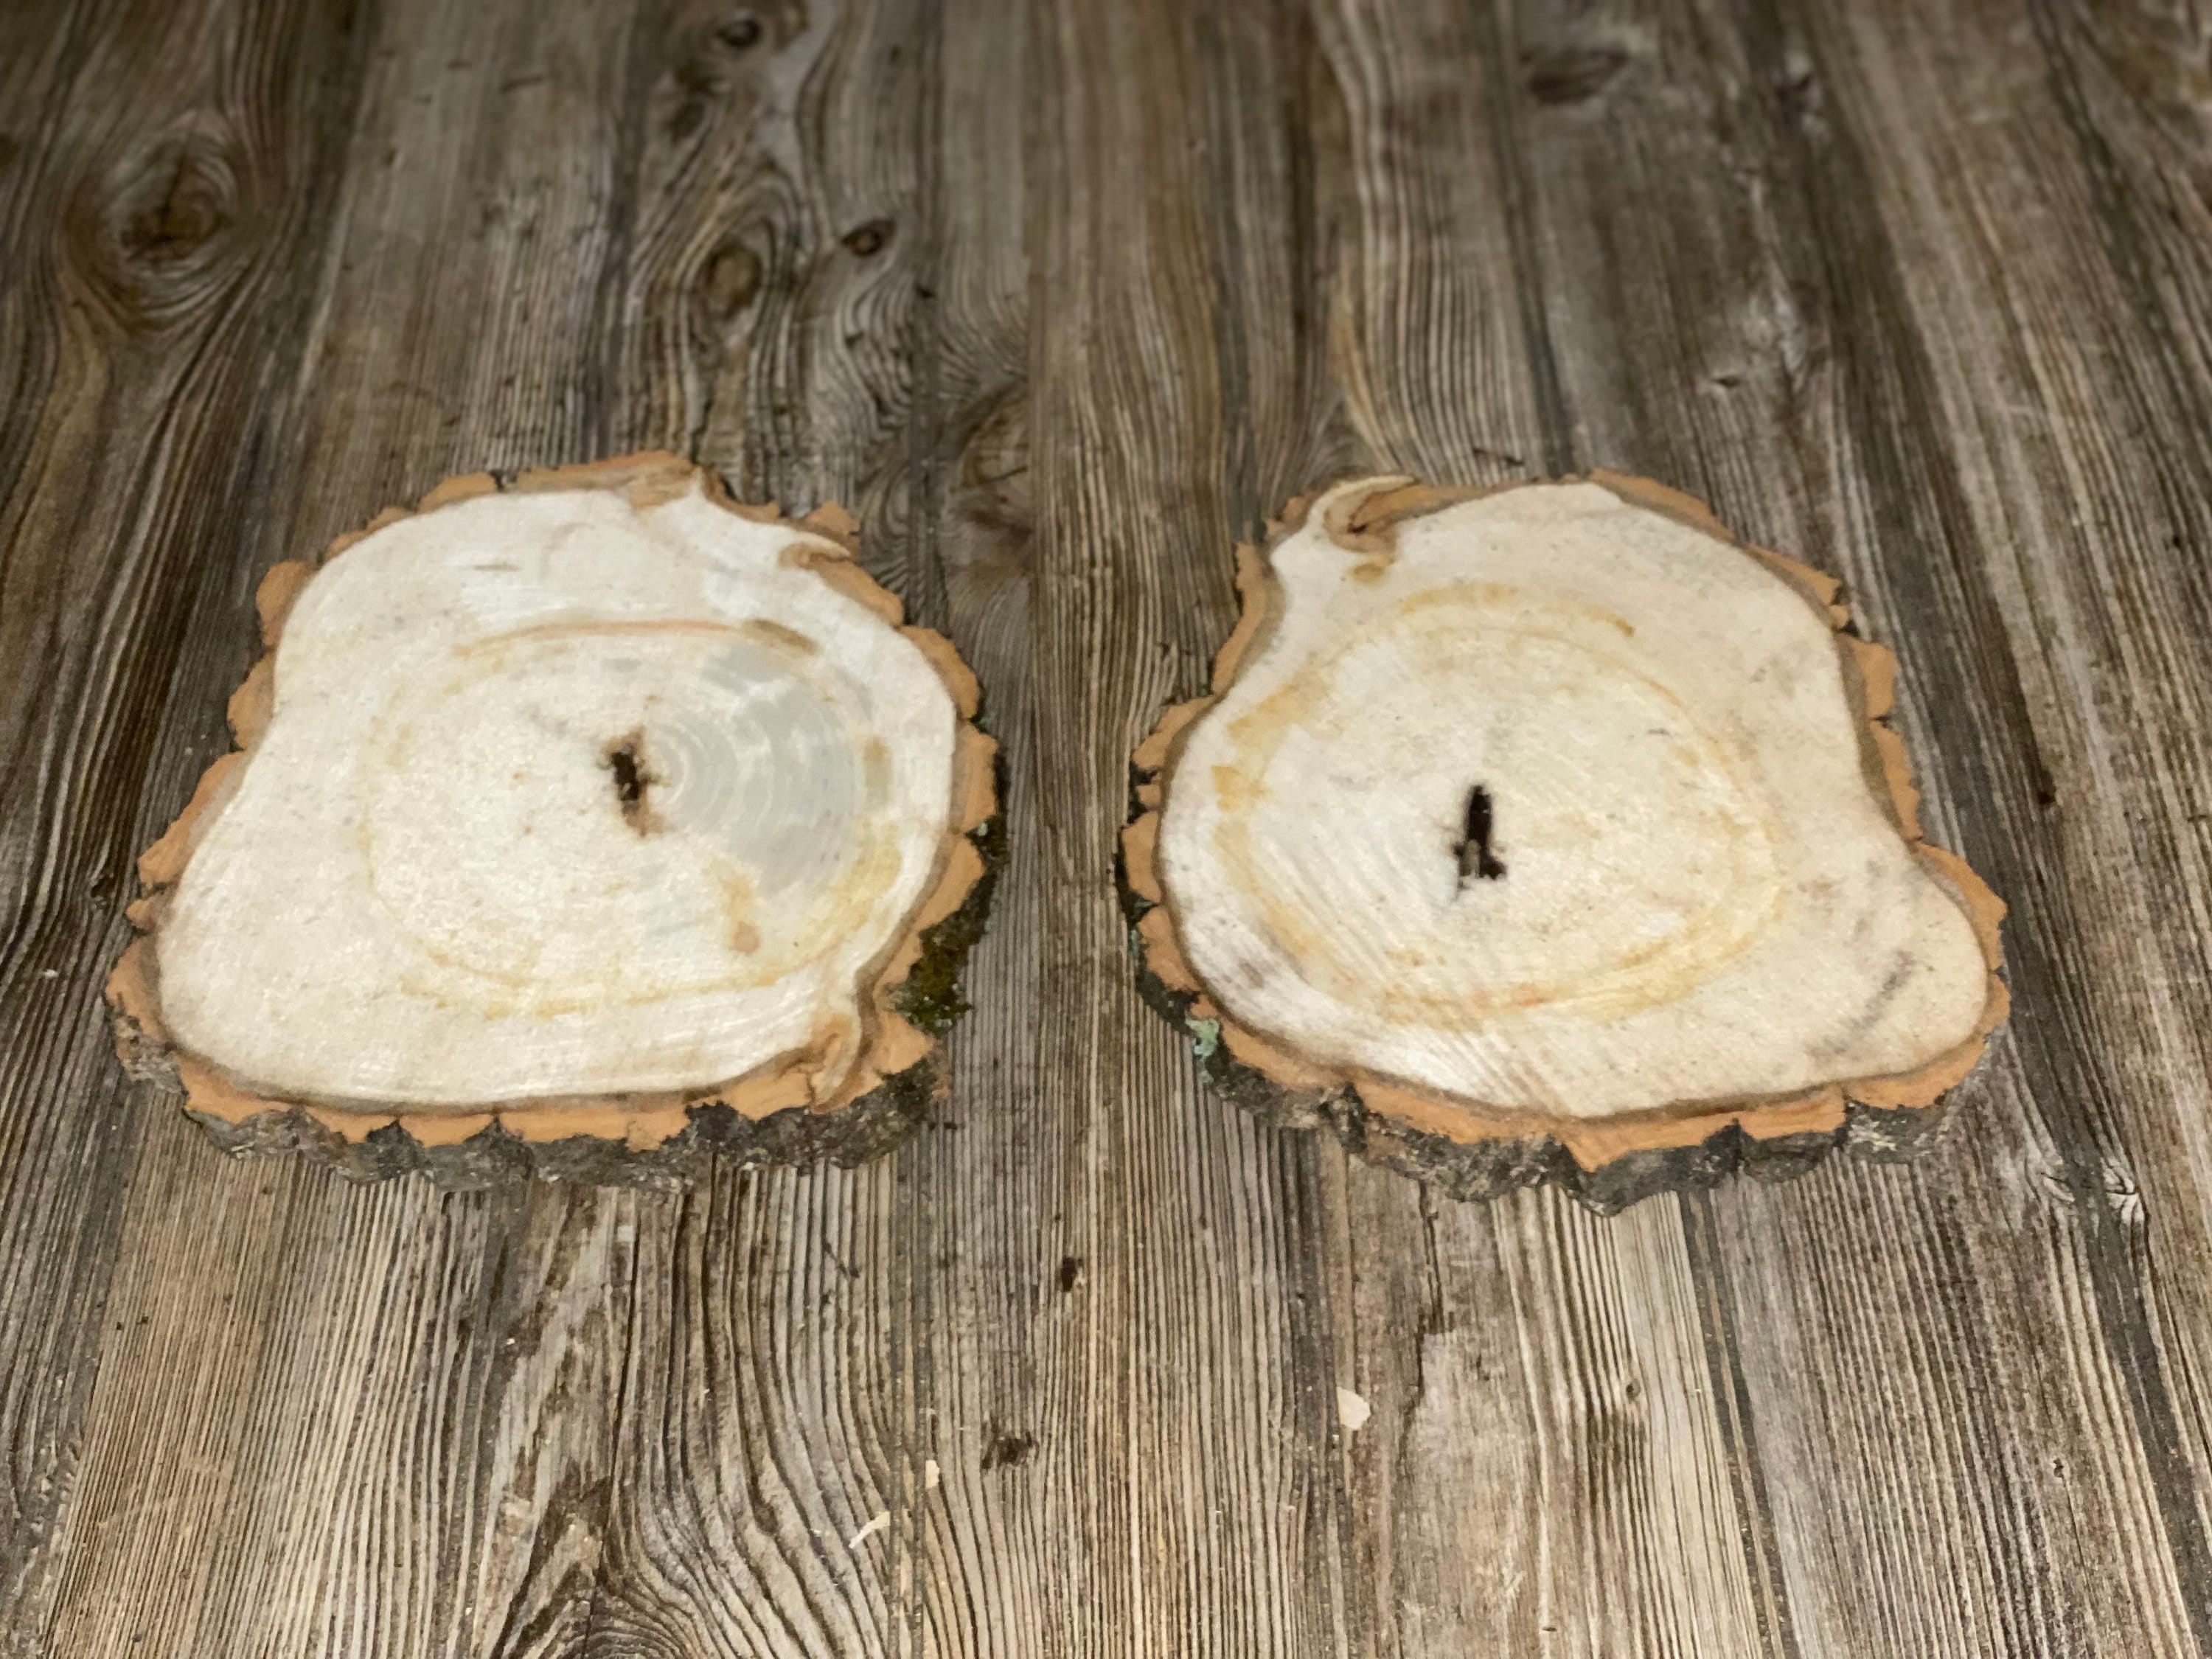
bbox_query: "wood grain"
[1500,5,2205,1652]
[0,0,376,1638]
[3,0,2211,1655]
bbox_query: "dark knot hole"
[1455,785,1506,882]
[604,731,662,832]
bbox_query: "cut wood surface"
[103,452,998,1180]
[4,0,2211,1655]
[1125,472,2007,1206]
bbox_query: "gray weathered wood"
[2,0,2210,1655]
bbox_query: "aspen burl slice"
[1122,474,2006,1211]
[107,453,998,1187]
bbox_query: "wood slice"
[1122,473,2008,1211]
[107,453,1000,1188]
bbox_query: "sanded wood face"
[1152,479,1994,1121]
[150,479,967,1109]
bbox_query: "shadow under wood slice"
[1123,473,2008,1213]
[105,453,1001,1186]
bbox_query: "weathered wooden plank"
[580,4,950,1655]
[998,0,1366,1650]
[46,1129,636,1657]
[36,1,1005,1654]
[889,0,1060,1650]
[592,1169,925,1659]
[1283,2,1789,1652]
[1487,0,2206,1652]
[18,3,653,1652]
[0,0,375,1642]
[1750,0,2212,1646]
[1854,0,2212,1540]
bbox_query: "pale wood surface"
[3,1,2210,1655]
